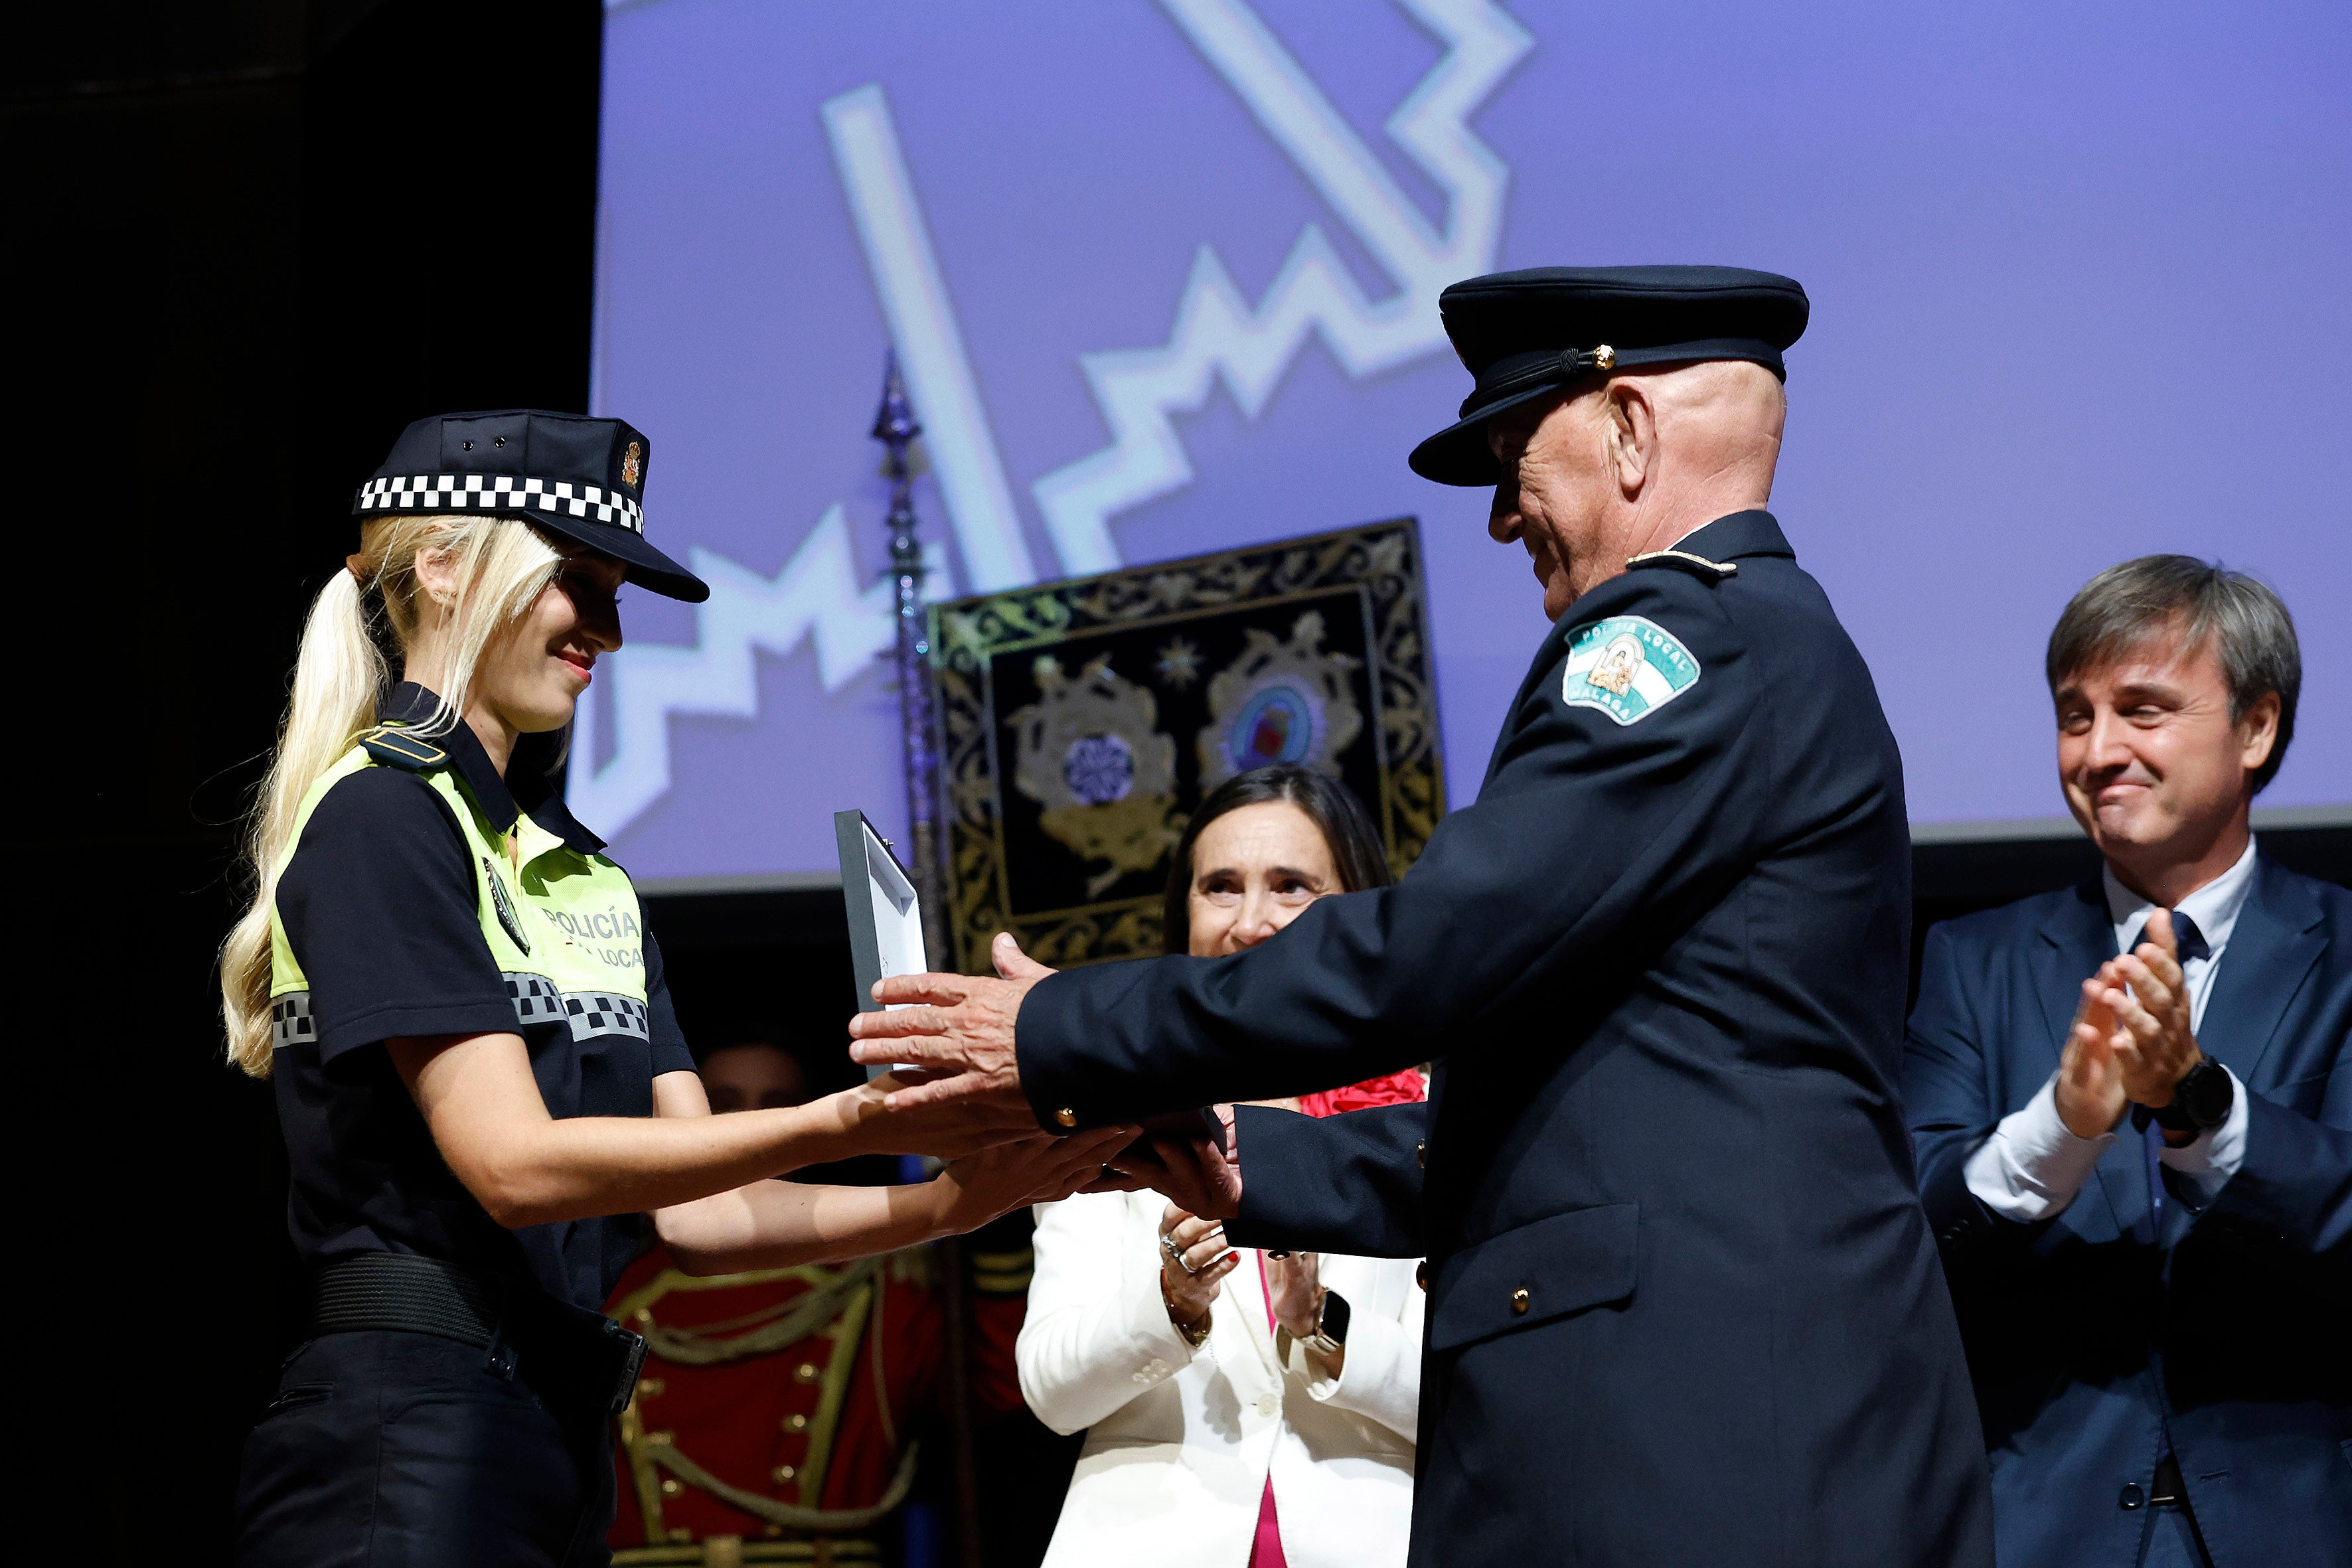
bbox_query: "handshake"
[836,931,1243,1220]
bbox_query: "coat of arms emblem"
[1006,655,1181,899]
[1560,615,1701,726]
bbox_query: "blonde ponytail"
[220,568,386,1074]
[220,513,563,1077]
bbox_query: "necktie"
[2123,911,2207,1223]
[2125,911,2209,966]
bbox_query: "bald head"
[1486,360,1786,617]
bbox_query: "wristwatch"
[1302,1290,1352,1357]
[2151,1056,2234,1135]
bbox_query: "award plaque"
[836,808,926,1079]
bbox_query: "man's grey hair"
[2045,554,2301,793]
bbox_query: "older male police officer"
[852,268,1996,1566]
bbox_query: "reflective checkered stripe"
[499,975,647,1041]
[562,991,651,1042]
[272,992,316,1050]
[268,979,645,1050]
[356,473,643,535]
[505,973,564,1027]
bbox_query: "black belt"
[313,1253,647,1417]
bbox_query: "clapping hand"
[1261,1249,1322,1340]
[2055,909,2206,1142]
[1159,1202,1237,1334]
[2055,975,2128,1140]
[2099,909,2206,1115]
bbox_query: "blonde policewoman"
[222,412,1133,1568]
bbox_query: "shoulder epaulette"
[360,724,449,772]
[1626,549,1737,581]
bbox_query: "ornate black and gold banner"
[928,519,1445,972]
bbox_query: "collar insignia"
[360,724,449,771]
[1626,549,1737,581]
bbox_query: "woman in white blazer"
[1018,767,1427,1568]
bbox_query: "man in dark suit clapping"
[1907,556,2351,1568]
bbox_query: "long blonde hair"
[220,513,564,1077]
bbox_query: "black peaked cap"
[1409,266,1809,487]
[354,409,709,602]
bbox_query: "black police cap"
[354,410,710,602]
[1409,266,1809,487]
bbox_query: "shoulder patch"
[361,724,449,772]
[1626,548,1736,581]
[1561,615,1703,726]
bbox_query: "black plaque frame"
[927,518,1445,973]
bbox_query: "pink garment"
[1249,1480,1287,1567]
[1246,1070,1424,1564]
[1249,1252,1287,1567]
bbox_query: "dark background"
[10,3,2345,1560]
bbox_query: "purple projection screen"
[582,0,2351,887]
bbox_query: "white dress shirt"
[1963,837,2257,1221]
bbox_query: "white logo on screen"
[570,1,1533,839]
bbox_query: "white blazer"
[1019,1190,1423,1568]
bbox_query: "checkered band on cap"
[562,992,651,1044]
[357,473,644,535]
[270,992,317,1050]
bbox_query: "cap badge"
[620,441,643,488]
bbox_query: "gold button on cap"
[1054,1107,1078,1129]
[1511,1287,1531,1315]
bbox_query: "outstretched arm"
[387,1034,1058,1230]
[644,1070,1139,1271]
[850,568,1774,1125]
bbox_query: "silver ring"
[1160,1233,1200,1274]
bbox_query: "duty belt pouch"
[526,1293,649,1417]
[601,1316,649,1416]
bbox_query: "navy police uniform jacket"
[1905,862,2352,1568]
[1018,512,1996,1567]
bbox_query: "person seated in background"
[1905,556,2351,1568]
[1018,766,1428,1568]
[699,1041,811,1111]
[608,1041,1040,1566]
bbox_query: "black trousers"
[235,1330,616,1568]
